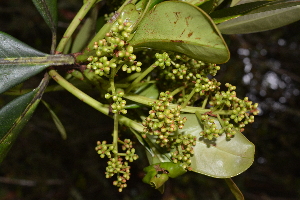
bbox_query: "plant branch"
[181,87,196,108]
[48,69,109,115]
[123,93,235,115]
[125,64,157,93]
[56,0,97,53]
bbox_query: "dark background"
[1,0,300,199]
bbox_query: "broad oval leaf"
[129,1,229,64]
[0,32,75,94]
[32,0,58,33]
[0,78,48,163]
[179,114,255,178]
[217,1,300,34]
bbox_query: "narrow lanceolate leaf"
[217,1,300,34]
[129,1,229,64]
[32,0,58,33]
[0,77,48,163]
[42,100,67,140]
[179,114,255,178]
[0,32,75,94]
[224,178,245,200]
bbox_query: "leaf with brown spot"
[130,1,229,63]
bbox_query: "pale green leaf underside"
[0,78,48,163]
[130,1,229,63]
[217,3,300,34]
[0,32,75,94]
[179,114,254,178]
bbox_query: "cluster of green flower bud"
[154,52,172,68]
[142,91,186,148]
[106,157,130,192]
[86,18,142,76]
[154,52,222,105]
[194,76,221,96]
[95,138,138,192]
[120,139,139,162]
[170,134,196,167]
[199,114,223,140]
[105,89,127,114]
[199,83,259,139]
[95,140,115,158]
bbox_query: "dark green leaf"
[217,1,300,34]
[0,32,75,94]
[199,0,220,14]
[179,114,255,178]
[32,0,58,33]
[0,77,48,163]
[211,1,271,24]
[129,1,229,64]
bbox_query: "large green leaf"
[129,1,229,64]
[0,32,75,94]
[179,114,255,178]
[216,0,300,34]
[32,0,58,33]
[0,77,48,163]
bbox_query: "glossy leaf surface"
[179,114,255,178]
[217,1,300,34]
[129,1,229,63]
[0,78,48,163]
[0,32,75,94]
[32,0,58,33]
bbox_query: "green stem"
[118,116,143,133]
[181,87,196,108]
[51,32,56,55]
[170,86,185,96]
[56,0,97,53]
[125,64,157,93]
[113,114,119,158]
[123,93,234,115]
[48,69,109,115]
[202,95,209,109]
[117,72,142,83]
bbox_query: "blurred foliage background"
[1,0,300,199]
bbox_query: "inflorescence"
[87,18,260,192]
[87,19,142,77]
[95,139,138,192]
[142,91,196,168]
